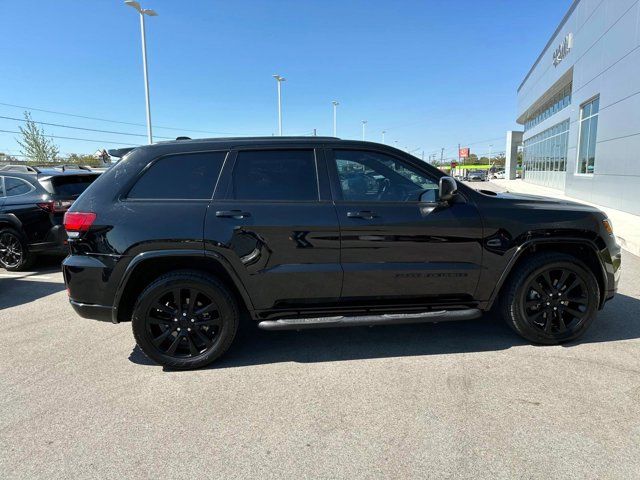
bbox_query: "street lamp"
[124,0,157,144]
[361,120,367,141]
[332,101,339,137]
[273,74,286,136]
[381,130,386,144]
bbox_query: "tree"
[492,154,506,167]
[16,111,59,163]
[464,153,479,165]
[66,153,101,167]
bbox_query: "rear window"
[231,149,318,201]
[49,175,98,197]
[128,152,226,200]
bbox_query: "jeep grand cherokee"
[62,137,621,369]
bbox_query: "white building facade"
[514,0,640,215]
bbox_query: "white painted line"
[0,273,53,280]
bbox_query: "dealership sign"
[459,147,470,158]
[553,33,573,67]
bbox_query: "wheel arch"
[113,250,254,323]
[487,238,607,311]
[0,214,23,232]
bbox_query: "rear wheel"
[132,271,239,369]
[0,228,34,271]
[501,253,600,344]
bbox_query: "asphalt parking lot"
[2,192,640,479]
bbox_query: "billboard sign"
[459,147,470,158]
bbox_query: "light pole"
[381,130,386,144]
[361,120,367,141]
[332,101,339,137]
[125,1,157,144]
[273,74,286,136]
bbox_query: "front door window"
[333,150,439,202]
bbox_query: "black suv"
[63,137,621,369]
[0,165,100,270]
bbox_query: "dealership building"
[505,0,640,215]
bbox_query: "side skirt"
[257,308,482,331]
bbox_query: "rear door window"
[4,177,33,196]
[231,149,318,201]
[128,152,226,200]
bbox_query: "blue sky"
[0,0,571,161]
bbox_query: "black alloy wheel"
[0,229,32,271]
[521,266,590,335]
[132,271,239,369]
[502,253,599,344]
[146,287,223,358]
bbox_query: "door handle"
[215,210,251,219]
[347,210,376,220]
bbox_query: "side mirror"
[439,176,457,202]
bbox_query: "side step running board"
[257,308,482,331]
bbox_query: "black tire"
[132,270,239,369]
[0,227,34,271]
[501,252,600,344]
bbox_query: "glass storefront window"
[576,96,599,175]
[523,83,572,132]
[522,119,570,173]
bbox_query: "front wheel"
[501,253,600,344]
[132,271,239,369]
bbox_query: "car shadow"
[127,293,640,371]
[0,257,65,310]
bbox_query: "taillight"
[63,211,96,238]
[37,200,73,213]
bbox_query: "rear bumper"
[69,300,114,322]
[29,225,68,255]
[63,253,121,323]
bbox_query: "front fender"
[484,237,613,310]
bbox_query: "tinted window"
[49,175,98,197]
[232,150,318,201]
[128,152,226,199]
[4,177,33,196]
[333,150,438,202]
[0,178,4,196]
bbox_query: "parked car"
[63,137,620,369]
[467,171,486,182]
[492,170,506,179]
[0,165,100,270]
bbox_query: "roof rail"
[35,164,93,172]
[0,164,41,173]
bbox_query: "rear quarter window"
[4,176,34,196]
[127,151,227,200]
